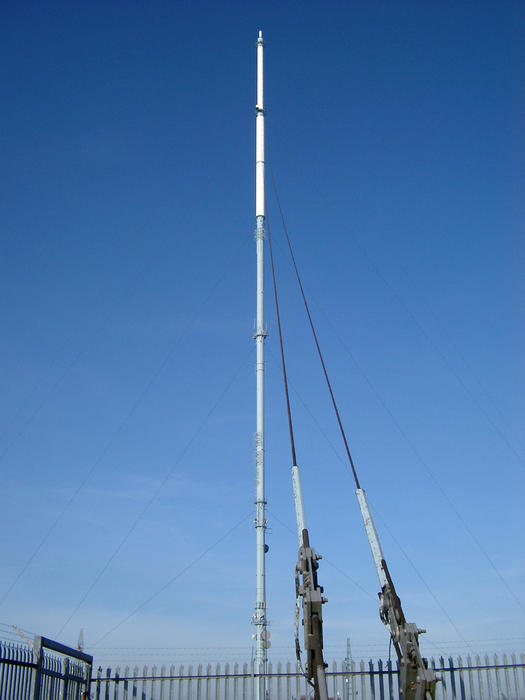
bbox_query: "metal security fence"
[0,635,93,700]
[93,654,525,700]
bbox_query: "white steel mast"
[253,28,268,694]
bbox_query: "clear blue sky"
[1,1,524,667]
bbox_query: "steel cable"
[269,165,361,490]
[268,164,525,624]
[266,213,297,466]
[91,511,252,646]
[56,347,254,637]
[0,238,249,609]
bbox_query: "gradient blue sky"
[1,1,524,667]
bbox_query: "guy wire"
[269,165,361,490]
[266,212,297,467]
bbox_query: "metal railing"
[0,636,93,700]
[2,638,523,699]
[93,653,525,700]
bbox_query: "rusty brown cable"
[269,165,361,490]
[266,212,297,467]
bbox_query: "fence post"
[474,655,483,698]
[95,666,103,700]
[140,665,147,700]
[196,663,202,700]
[360,660,366,699]
[32,636,44,700]
[106,666,112,700]
[159,665,166,700]
[510,653,519,699]
[188,664,193,700]
[168,664,175,700]
[152,665,157,700]
[61,657,70,700]
[233,662,239,700]
[215,663,221,700]
[5,644,15,700]
[448,656,457,700]
[350,659,356,699]
[342,657,348,700]
[85,656,93,700]
[124,666,130,700]
[24,644,35,699]
[242,662,248,700]
[502,654,511,700]
[368,659,376,700]
[484,654,494,699]
[456,655,466,700]
[259,662,265,700]
[114,667,121,700]
[494,654,502,699]
[465,655,474,699]
[132,665,139,700]
[177,664,183,700]
[378,658,385,700]
[206,663,212,700]
[386,659,394,700]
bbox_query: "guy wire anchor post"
[356,488,437,700]
[296,528,329,700]
[379,558,437,700]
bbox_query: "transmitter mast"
[253,28,268,698]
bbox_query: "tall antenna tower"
[253,28,268,698]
